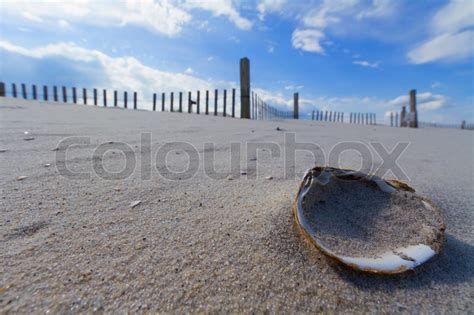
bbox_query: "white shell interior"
[295,169,439,273]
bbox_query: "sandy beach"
[1,98,473,313]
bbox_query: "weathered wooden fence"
[251,92,293,120]
[308,110,376,125]
[0,82,248,117]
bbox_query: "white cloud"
[2,0,192,37]
[295,0,395,54]
[0,40,235,106]
[432,0,474,34]
[184,67,195,75]
[207,56,214,61]
[284,85,304,90]
[303,0,359,28]
[184,0,252,30]
[356,0,394,20]
[291,29,326,54]
[57,19,70,29]
[386,92,447,111]
[266,40,277,53]
[257,0,286,21]
[353,60,380,68]
[408,0,474,64]
[408,31,474,64]
[431,81,441,88]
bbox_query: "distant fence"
[252,92,293,120]
[309,110,376,125]
[387,110,472,130]
[419,121,474,130]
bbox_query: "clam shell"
[294,167,445,274]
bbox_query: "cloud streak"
[408,0,474,64]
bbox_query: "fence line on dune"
[0,81,299,121]
[0,82,247,118]
[385,110,473,130]
[309,110,376,125]
[251,92,293,120]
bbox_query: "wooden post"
[214,90,218,116]
[12,83,17,98]
[312,111,315,120]
[83,88,87,105]
[374,114,376,125]
[395,112,399,127]
[324,111,328,121]
[251,92,254,119]
[197,90,200,114]
[365,113,369,125]
[205,90,209,115]
[124,91,128,109]
[179,92,183,113]
[293,93,299,119]
[329,111,332,122]
[223,89,227,117]
[133,92,137,109]
[32,85,37,100]
[390,112,394,127]
[240,57,251,119]
[341,113,344,123]
[93,88,97,105]
[409,89,418,128]
[103,89,106,107]
[43,85,47,101]
[400,106,406,127]
[54,86,58,102]
[0,82,5,97]
[72,87,77,104]
[114,90,117,107]
[232,88,235,118]
[188,92,192,113]
[153,93,157,111]
[461,120,466,129]
[162,92,165,112]
[62,86,67,103]
[170,92,174,112]
[21,84,27,99]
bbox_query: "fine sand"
[303,172,445,258]
[1,98,473,313]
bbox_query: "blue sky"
[0,0,473,123]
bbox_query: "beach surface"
[1,98,473,313]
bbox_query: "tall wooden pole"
[293,93,299,119]
[409,89,418,128]
[240,57,251,119]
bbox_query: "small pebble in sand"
[276,127,281,131]
[44,163,51,167]
[265,176,273,180]
[114,187,121,191]
[0,149,8,153]
[130,200,142,208]
[240,171,247,175]
[51,147,59,151]
[226,175,233,180]
[17,176,28,181]
[24,137,35,141]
